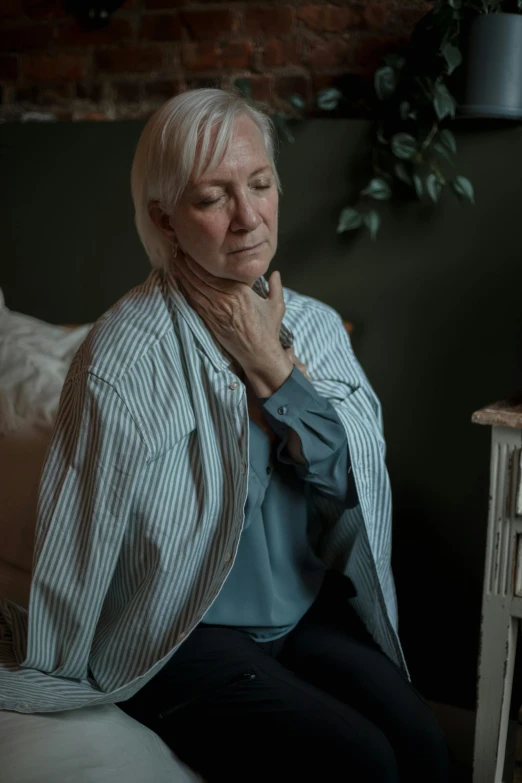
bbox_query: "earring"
[172,243,178,259]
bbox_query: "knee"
[322,720,399,783]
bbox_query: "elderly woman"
[0,88,450,782]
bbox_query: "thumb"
[267,270,283,302]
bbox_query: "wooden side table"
[472,395,522,783]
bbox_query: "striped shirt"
[0,269,408,714]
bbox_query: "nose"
[230,191,261,233]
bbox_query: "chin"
[228,251,273,286]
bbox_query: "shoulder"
[282,285,345,336]
[68,271,175,386]
[64,272,194,459]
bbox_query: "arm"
[257,365,358,507]
[21,371,147,681]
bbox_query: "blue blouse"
[201,365,357,641]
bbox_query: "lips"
[230,241,265,253]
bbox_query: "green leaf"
[382,53,406,70]
[413,173,424,199]
[288,94,305,112]
[234,78,252,99]
[391,132,418,160]
[439,128,457,154]
[317,87,342,111]
[441,42,463,76]
[433,83,457,121]
[426,172,444,203]
[361,178,392,200]
[433,142,454,165]
[363,210,381,240]
[452,175,475,203]
[374,66,396,100]
[394,162,412,185]
[272,112,294,143]
[337,207,363,233]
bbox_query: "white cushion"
[0,704,204,783]
[0,288,91,435]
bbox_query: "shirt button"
[224,552,232,563]
[177,631,186,642]
[277,405,288,415]
[229,382,239,390]
[18,703,31,710]
[240,462,247,473]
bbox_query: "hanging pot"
[460,12,522,120]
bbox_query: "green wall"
[2,118,521,711]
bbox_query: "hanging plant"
[317,0,522,238]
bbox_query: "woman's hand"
[173,250,287,370]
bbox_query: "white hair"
[131,88,282,273]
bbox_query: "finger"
[267,270,283,302]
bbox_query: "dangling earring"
[172,243,178,259]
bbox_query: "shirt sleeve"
[258,365,357,507]
[21,371,147,682]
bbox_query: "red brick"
[221,39,253,69]
[181,9,238,40]
[56,18,133,46]
[23,53,88,81]
[75,111,111,121]
[394,5,432,30]
[144,79,182,99]
[262,39,300,68]
[140,13,183,41]
[181,41,221,71]
[248,74,273,102]
[0,0,23,20]
[0,24,55,52]
[22,0,66,19]
[363,3,390,29]
[96,46,163,74]
[298,5,361,33]
[306,37,351,68]
[244,7,294,36]
[144,0,186,8]
[115,81,143,102]
[0,54,18,79]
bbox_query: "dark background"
[2,116,521,712]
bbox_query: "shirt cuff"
[257,365,323,441]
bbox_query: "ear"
[148,201,177,243]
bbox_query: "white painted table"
[472,395,522,783]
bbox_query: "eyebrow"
[190,165,272,190]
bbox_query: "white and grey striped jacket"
[0,269,408,714]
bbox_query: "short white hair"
[131,88,282,273]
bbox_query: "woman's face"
[167,114,279,287]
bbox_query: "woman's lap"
[117,571,450,782]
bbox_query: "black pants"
[117,571,451,782]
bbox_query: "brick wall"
[0,0,432,122]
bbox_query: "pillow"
[0,704,204,783]
[0,288,91,435]
[0,290,91,583]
